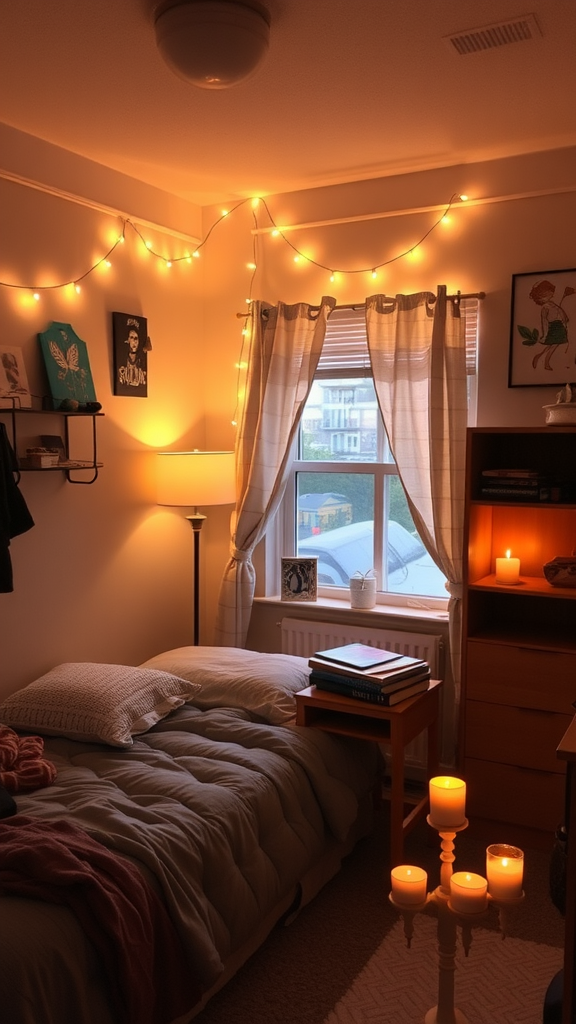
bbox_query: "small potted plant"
[349,569,377,609]
[543,383,576,425]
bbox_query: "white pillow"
[0,663,202,748]
[140,646,311,724]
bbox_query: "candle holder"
[390,814,525,1024]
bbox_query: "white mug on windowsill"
[349,571,377,609]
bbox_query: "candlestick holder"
[389,815,525,1024]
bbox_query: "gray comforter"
[3,704,378,1022]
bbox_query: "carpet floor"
[195,810,565,1024]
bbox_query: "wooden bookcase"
[461,427,576,836]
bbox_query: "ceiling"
[0,0,575,206]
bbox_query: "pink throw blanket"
[0,815,198,1024]
[0,724,57,792]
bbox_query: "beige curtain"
[365,287,468,713]
[214,296,335,647]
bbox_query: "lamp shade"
[154,0,270,89]
[157,451,235,507]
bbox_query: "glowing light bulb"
[166,260,172,268]
[247,262,257,270]
[271,229,280,237]
[441,215,450,224]
[329,272,336,283]
[104,260,112,268]
[251,197,260,208]
[371,270,377,279]
[221,209,229,217]
[145,240,152,250]
[33,292,40,301]
[192,250,200,259]
[459,194,468,202]
[293,255,300,263]
[74,283,81,294]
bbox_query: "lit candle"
[429,776,466,828]
[486,844,524,900]
[390,865,428,905]
[449,872,488,913]
[495,549,520,585]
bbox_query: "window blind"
[318,297,479,376]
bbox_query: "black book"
[312,673,431,706]
[312,642,403,670]
[310,666,431,695]
[308,652,428,683]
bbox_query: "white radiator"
[281,617,443,775]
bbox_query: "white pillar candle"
[495,550,520,584]
[449,872,488,913]
[486,844,524,900]
[429,776,466,828]
[390,865,428,905]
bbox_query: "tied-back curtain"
[214,296,336,647]
[365,287,468,707]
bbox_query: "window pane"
[297,472,374,585]
[296,471,447,597]
[385,479,448,598]
[301,378,387,463]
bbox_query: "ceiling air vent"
[444,13,542,55]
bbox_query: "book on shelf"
[479,485,557,501]
[481,468,540,478]
[311,672,431,706]
[310,665,431,695]
[310,642,403,671]
[308,651,428,683]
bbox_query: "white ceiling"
[0,0,575,206]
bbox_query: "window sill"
[253,593,449,626]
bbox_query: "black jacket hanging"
[0,422,35,592]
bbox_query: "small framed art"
[112,312,148,397]
[509,268,576,387]
[281,557,318,602]
[0,346,32,408]
[38,323,97,409]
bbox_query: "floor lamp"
[157,450,235,645]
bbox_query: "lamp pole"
[187,511,206,646]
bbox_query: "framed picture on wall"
[38,323,97,409]
[0,346,32,408]
[281,557,318,602]
[508,268,576,387]
[112,312,148,397]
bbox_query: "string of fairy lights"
[0,189,468,426]
[0,192,468,300]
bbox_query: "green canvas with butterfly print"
[38,322,97,409]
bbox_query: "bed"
[0,646,380,1024]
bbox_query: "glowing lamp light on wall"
[157,450,235,644]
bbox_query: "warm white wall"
[2,131,575,696]
[0,127,237,697]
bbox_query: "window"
[279,301,478,605]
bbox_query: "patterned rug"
[324,916,563,1024]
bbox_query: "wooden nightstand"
[295,680,442,867]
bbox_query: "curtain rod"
[330,290,485,309]
[236,291,485,317]
[251,185,576,235]
[0,167,202,245]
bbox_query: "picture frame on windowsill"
[281,557,318,602]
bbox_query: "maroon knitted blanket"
[0,724,57,792]
[0,815,198,1024]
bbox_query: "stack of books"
[479,468,557,502]
[308,642,431,706]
